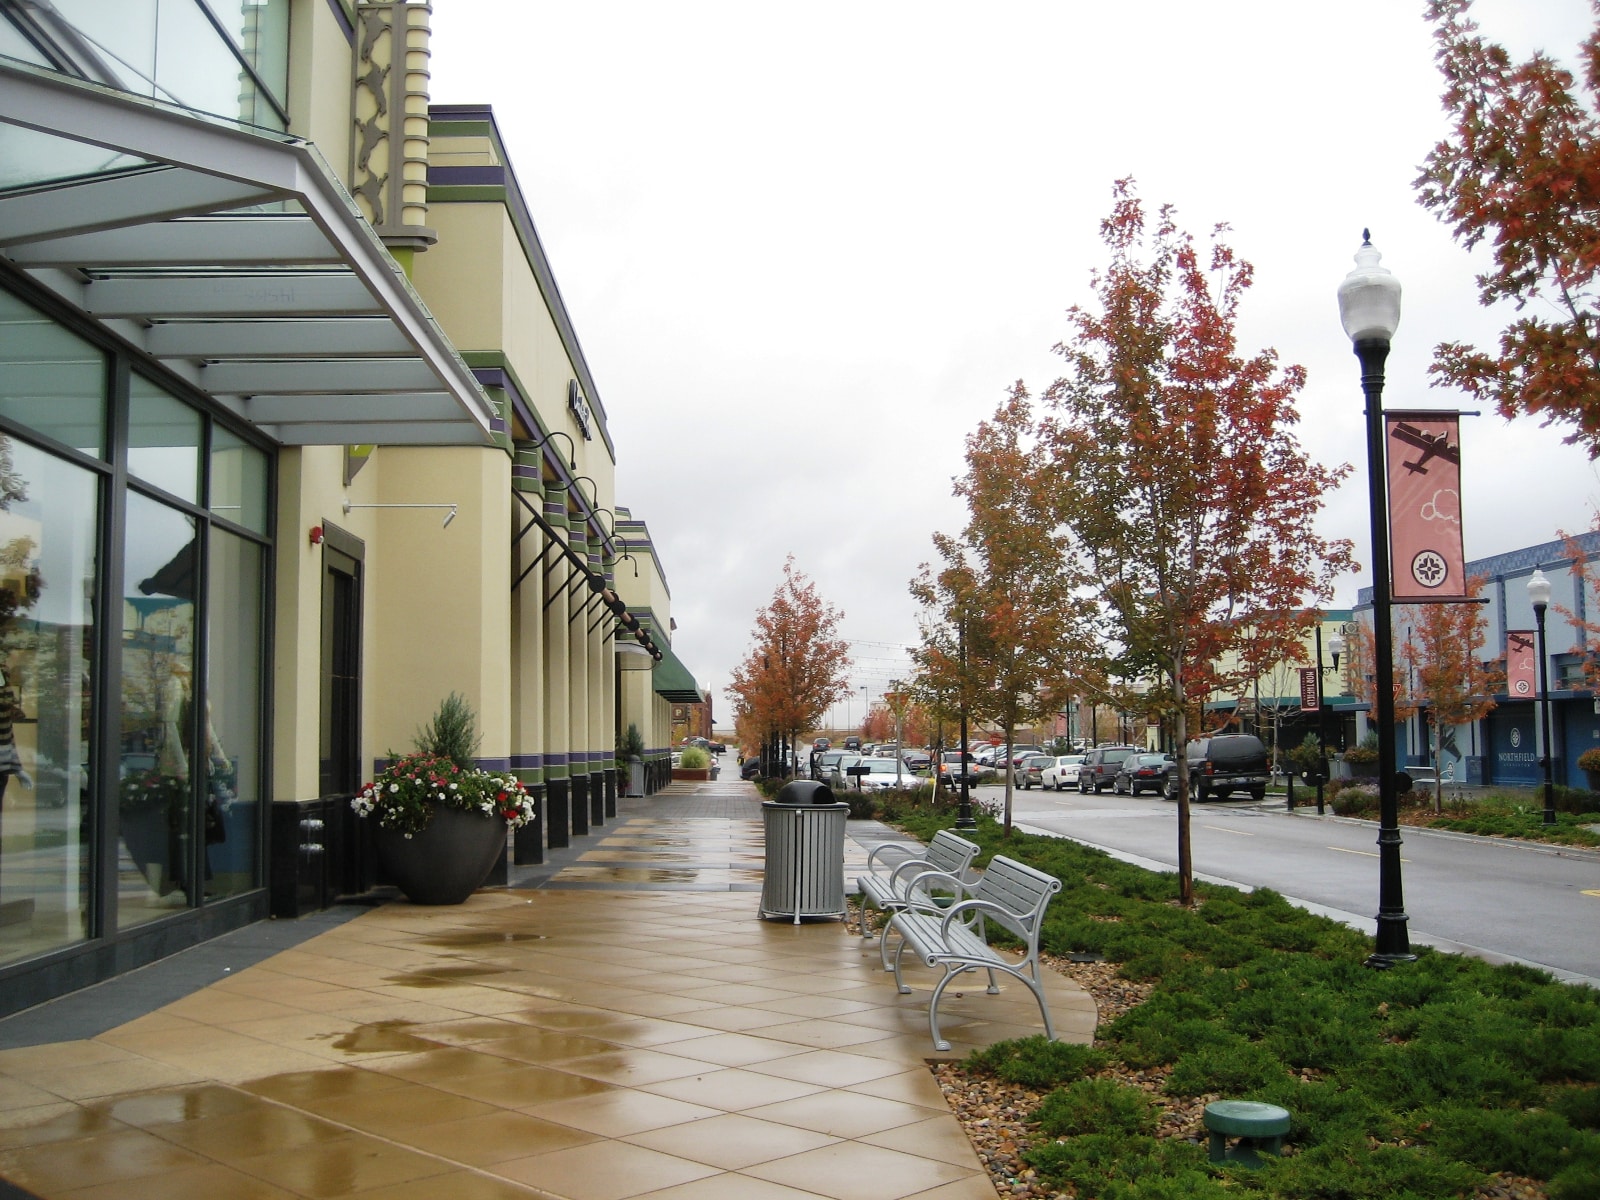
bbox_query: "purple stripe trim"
[543,753,569,767]
[429,165,506,186]
[509,754,544,769]
[513,463,540,480]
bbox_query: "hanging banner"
[1387,412,1468,601]
[1506,630,1537,699]
[1298,667,1320,713]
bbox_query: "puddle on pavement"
[326,1020,443,1055]
[382,964,512,989]
[416,932,548,948]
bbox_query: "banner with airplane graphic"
[1506,630,1536,699]
[1386,412,1468,602]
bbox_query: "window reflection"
[128,375,199,503]
[0,290,106,458]
[118,490,196,926]
[0,436,95,968]
[209,425,268,535]
[204,528,260,897]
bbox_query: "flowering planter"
[375,805,507,905]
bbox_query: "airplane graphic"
[1391,422,1460,475]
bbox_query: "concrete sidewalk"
[0,778,1093,1200]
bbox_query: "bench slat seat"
[855,830,980,964]
[884,854,1061,1051]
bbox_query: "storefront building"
[0,0,697,1016]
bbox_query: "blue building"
[1354,530,1600,788]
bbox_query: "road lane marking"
[1584,890,1600,898]
[1329,846,1410,862]
[1202,825,1253,836]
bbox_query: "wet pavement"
[0,777,1093,1199]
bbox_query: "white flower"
[388,782,399,793]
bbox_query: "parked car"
[938,750,979,786]
[854,757,912,791]
[843,736,861,750]
[1040,754,1085,791]
[825,753,864,789]
[1182,734,1270,802]
[1018,754,1057,789]
[1078,745,1139,793]
[1114,752,1175,795]
[973,745,999,766]
[740,757,762,780]
[814,749,847,781]
[813,737,831,751]
[901,750,932,773]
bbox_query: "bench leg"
[984,966,1000,995]
[879,911,906,973]
[891,932,914,995]
[858,896,875,943]
[926,966,968,1052]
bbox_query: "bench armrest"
[865,844,926,877]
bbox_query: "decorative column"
[566,525,590,837]
[542,485,571,848]
[351,2,437,254]
[511,445,546,864]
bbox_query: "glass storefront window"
[203,528,261,898]
[209,425,269,535]
[0,436,97,969]
[0,290,106,458]
[128,375,200,504]
[118,490,196,927]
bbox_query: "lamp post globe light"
[1338,231,1415,967]
[1528,568,1556,826]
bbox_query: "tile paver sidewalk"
[0,777,1094,1199]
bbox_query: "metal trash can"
[759,780,850,923]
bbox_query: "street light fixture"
[1528,568,1556,826]
[1338,230,1415,968]
[1313,626,1345,816]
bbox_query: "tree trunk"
[1001,717,1015,836]
[1174,702,1194,906]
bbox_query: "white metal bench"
[855,829,980,960]
[883,854,1062,1051]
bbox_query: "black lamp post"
[1338,230,1415,968]
[1315,626,1345,816]
[1528,568,1556,826]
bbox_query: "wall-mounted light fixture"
[529,429,577,471]
[343,500,458,528]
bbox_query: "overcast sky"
[429,1,1600,732]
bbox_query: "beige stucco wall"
[287,0,356,172]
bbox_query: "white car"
[1041,754,1086,791]
[854,757,913,790]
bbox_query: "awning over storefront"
[0,60,497,446]
[651,639,701,703]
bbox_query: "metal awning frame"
[0,60,497,446]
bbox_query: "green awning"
[652,639,701,703]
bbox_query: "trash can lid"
[774,779,836,805]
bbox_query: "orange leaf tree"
[727,558,851,775]
[913,385,1089,834]
[1416,0,1600,451]
[1397,576,1500,812]
[1037,180,1353,903]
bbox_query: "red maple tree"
[1417,0,1600,451]
[1037,180,1353,902]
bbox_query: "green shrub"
[1549,1083,1600,1132]
[678,746,709,769]
[618,723,645,761]
[1418,1103,1580,1179]
[1035,1077,1159,1137]
[966,1036,1107,1090]
[413,691,481,768]
[1025,1132,1211,1198]
[1165,1037,1285,1097]
[1259,1140,1484,1199]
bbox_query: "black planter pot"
[375,804,507,905]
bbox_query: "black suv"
[1078,745,1138,794]
[1182,734,1270,802]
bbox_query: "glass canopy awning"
[0,59,497,446]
